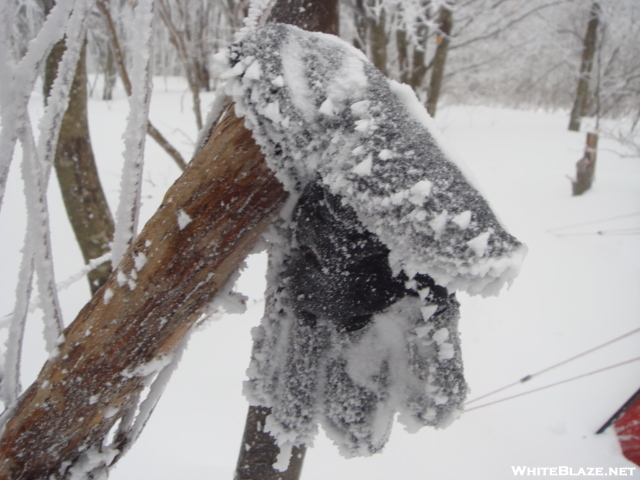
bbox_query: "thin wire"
[466,356,640,412]
[547,212,640,233]
[555,228,640,237]
[466,326,640,405]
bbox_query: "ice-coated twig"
[0,231,34,407]
[0,0,78,212]
[120,329,191,452]
[111,0,156,266]
[243,0,278,32]
[0,0,96,405]
[0,0,17,213]
[36,0,93,179]
[20,119,64,351]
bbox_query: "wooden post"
[572,131,598,195]
[0,107,288,479]
[568,2,601,132]
[235,406,307,480]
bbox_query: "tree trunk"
[568,2,601,132]
[44,40,115,294]
[369,7,388,76]
[102,42,117,101]
[427,6,452,117]
[572,131,598,195]
[352,0,369,53]
[410,15,430,94]
[396,28,410,84]
[0,107,288,479]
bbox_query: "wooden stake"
[572,131,598,196]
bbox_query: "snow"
[0,61,639,480]
[177,209,193,230]
[121,355,174,379]
[133,252,147,271]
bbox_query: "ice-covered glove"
[214,23,526,457]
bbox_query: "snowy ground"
[1,79,639,479]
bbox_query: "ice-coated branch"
[95,0,187,171]
[0,231,34,408]
[111,0,155,266]
[36,0,92,176]
[19,119,64,353]
[0,0,81,213]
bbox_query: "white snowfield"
[213,24,526,461]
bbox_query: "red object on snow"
[615,393,640,466]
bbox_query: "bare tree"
[158,0,209,130]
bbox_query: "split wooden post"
[0,107,288,479]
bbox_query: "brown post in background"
[572,131,598,195]
[568,2,601,132]
[234,1,339,479]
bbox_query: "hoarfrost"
[111,0,155,266]
[216,24,525,458]
[351,155,373,176]
[452,210,472,230]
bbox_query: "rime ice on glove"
[215,24,525,457]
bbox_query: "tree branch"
[450,0,567,51]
